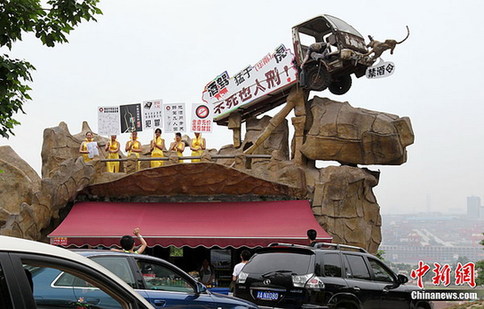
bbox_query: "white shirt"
[232,262,247,278]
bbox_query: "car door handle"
[153,299,166,307]
[352,286,361,292]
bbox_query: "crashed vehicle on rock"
[293,14,376,95]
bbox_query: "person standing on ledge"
[150,128,165,168]
[125,131,143,170]
[105,135,120,172]
[169,132,186,162]
[79,131,99,162]
[190,132,206,162]
[111,227,147,254]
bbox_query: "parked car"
[292,14,376,95]
[234,242,433,309]
[0,235,154,309]
[39,249,258,309]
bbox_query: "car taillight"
[305,276,325,290]
[292,273,324,289]
[237,271,248,284]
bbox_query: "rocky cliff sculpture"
[0,95,414,253]
[301,97,414,165]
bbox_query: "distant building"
[466,196,480,218]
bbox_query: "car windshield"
[325,15,363,38]
[244,252,313,275]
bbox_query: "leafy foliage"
[0,0,102,138]
[477,233,484,286]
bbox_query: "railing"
[97,153,272,172]
[100,154,272,162]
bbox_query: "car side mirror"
[195,282,207,294]
[397,274,408,285]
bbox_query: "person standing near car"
[111,227,147,254]
[307,229,317,246]
[232,250,251,282]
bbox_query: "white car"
[0,235,155,309]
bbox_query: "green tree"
[0,0,102,138]
[477,233,484,286]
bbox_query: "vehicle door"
[0,251,151,309]
[318,252,348,303]
[343,253,381,309]
[366,257,410,309]
[132,257,215,308]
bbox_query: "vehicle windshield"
[325,15,363,38]
[244,252,313,275]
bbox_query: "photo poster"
[191,103,213,133]
[163,103,186,133]
[119,103,143,133]
[142,99,163,131]
[97,106,121,136]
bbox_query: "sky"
[1,0,484,215]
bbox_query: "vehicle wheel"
[304,62,330,91]
[329,75,352,95]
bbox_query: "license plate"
[256,291,279,301]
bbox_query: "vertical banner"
[120,103,143,133]
[191,103,213,132]
[163,103,186,133]
[142,99,163,130]
[97,106,121,136]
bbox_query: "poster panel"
[142,99,163,130]
[119,103,143,133]
[191,103,213,133]
[163,103,186,133]
[97,106,120,136]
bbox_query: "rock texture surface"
[0,98,414,253]
[301,97,414,165]
[311,165,381,253]
[0,146,41,225]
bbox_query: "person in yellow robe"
[150,128,165,168]
[125,131,142,170]
[79,131,99,162]
[105,135,120,172]
[189,132,206,162]
[169,132,185,162]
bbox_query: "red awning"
[48,200,332,248]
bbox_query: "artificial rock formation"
[301,97,414,165]
[312,165,381,253]
[0,97,414,252]
[0,146,41,226]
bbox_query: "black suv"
[234,243,432,309]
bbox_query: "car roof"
[71,249,172,263]
[0,236,154,308]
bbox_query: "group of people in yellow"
[79,130,206,173]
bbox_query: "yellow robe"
[80,138,93,162]
[190,136,204,162]
[127,139,142,170]
[151,136,165,168]
[106,140,120,173]
[174,141,185,162]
